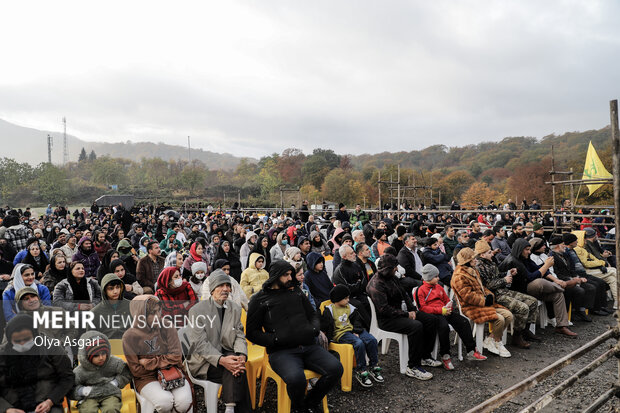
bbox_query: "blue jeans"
[336,330,378,370]
[268,344,343,410]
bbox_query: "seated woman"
[3,263,52,322]
[239,253,269,299]
[451,248,513,358]
[164,251,184,272]
[21,238,49,280]
[53,261,102,312]
[0,314,74,413]
[97,249,121,283]
[41,252,69,296]
[122,295,192,413]
[108,258,142,299]
[155,267,198,325]
[182,241,207,280]
[215,240,242,283]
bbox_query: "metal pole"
[187,136,191,163]
[551,145,557,232]
[518,347,617,413]
[610,99,620,387]
[582,386,619,413]
[464,328,617,413]
[378,171,382,218]
[569,167,575,223]
[397,164,401,212]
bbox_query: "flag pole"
[574,184,582,207]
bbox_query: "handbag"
[157,366,185,390]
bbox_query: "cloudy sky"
[1,1,619,157]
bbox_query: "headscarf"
[11,264,31,293]
[164,251,180,268]
[68,263,91,301]
[156,266,186,294]
[48,254,69,283]
[189,242,203,262]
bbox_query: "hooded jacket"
[246,260,319,354]
[332,258,366,298]
[303,252,333,306]
[240,253,269,299]
[239,231,257,271]
[329,228,345,255]
[71,331,131,401]
[421,247,453,282]
[159,229,182,255]
[72,237,101,279]
[92,273,132,339]
[309,231,329,255]
[121,295,184,393]
[498,238,538,294]
[270,232,289,262]
[366,256,415,321]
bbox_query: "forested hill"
[351,127,612,174]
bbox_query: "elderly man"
[186,270,251,413]
[397,234,424,293]
[247,260,342,413]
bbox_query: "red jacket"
[415,281,450,315]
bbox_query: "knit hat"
[474,240,491,256]
[457,248,476,265]
[5,314,37,342]
[209,269,231,293]
[33,228,44,237]
[374,228,385,239]
[584,227,596,238]
[341,233,353,243]
[532,223,543,231]
[191,261,207,275]
[549,235,564,246]
[421,264,440,281]
[329,285,350,303]
[562,233,578,245]
[60,228,71,235]
[85,335,111,363]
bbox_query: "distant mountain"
[0,118,253,170]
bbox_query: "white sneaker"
[405,366,433,380]
[497,342,512,358]
[549,318,557,328]
[421,358,442,368]
[483,336,499,355]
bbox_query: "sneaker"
[466,350,487,361]
[369,366,384,383]
[483,336,499,355]
[405,366,433,380]
[497,342,512,358]
[421,358,442,368]
[355,370,373,388]
[441,355,455,371]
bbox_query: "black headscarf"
[68,264,90,302]
[47,253,69,283]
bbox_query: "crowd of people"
[0,200,616,413]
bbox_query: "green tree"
[91,157,128,186]
[88,150,97,161]
[78,148,87,162]
[257,158,282,196]
[180,164,207,192]
[36,163,69,204]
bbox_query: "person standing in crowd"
[136,241,165,295]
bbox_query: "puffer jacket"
[240,253,269,299]
[91,273,132,339]
[573,230,606,269]
[71,331,131,401]
[72,237,101,279]
[451,264,502,324]
[421,247,453,282]
[52,277,101,311]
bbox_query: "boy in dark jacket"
[321,285,383,388]
[304,252,333,306]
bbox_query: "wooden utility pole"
[609,100,619,324]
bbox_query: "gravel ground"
[196,313,620,413]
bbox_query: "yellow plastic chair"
[319,300,354,392]
[258,356,329,413]
[241,309,265,409]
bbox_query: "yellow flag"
[582,141,612,196]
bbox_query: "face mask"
[46,227,51,232]
[13,340,35,353]
[173,278,183,288]
[195,273,206,280]
[281,240,288,245]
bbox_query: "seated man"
[246,260,343,413]
[186,270,251,413]
[499,239,577,338]
[574,229,618,309]
[366,254,440,380]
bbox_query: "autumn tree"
[435,170,475,204]
[505,158,553,206]
[461,182,501,208]
[277,148,305,185]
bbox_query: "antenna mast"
[188,136,191,163]
[47,134,53,164]
[62,117,68,165]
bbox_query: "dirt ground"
[196,312,620,413]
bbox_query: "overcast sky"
[1,1,619,157]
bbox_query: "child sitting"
[321,285,383,388]
[416,264,487,370]
[71,331,132,413]
[190,261,207,297]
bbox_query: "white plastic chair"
[412,287,463,361]
[177,327,222,413]
[452,293,486,356]
[368,298,409,374]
